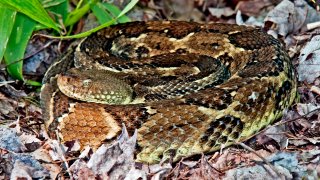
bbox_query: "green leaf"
[0,6,16,63]
[41,0,138,39]
[60,18,117,39]
[65,0,99,27]
[102,3,130,23]
[116,0,138,19]
[64,2,91,27]
[91,3,113,24]
[45,0,69,23]
[92,2,130,24]
[25,79,42,86]
[4,13,37,81]
[0,0,59,31]
[41,0,67,8]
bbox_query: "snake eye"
[83,79,92,87]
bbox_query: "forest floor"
[1,0,320,179]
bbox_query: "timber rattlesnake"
[41,21,297,164]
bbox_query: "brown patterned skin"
[41,21,297,164]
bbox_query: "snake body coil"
[41,21,297,164]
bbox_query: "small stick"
[307,21,320,30]
[237,142,283,178]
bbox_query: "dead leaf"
[236,0,272,17]
[0,99,15,116]
[236,11,264,26]
[19,134,41,145]
[162,0,194,20]
[256,125,288,149]
[141,163,172,179]
[46,140,69,162]
[297,35,320,83]
[224,152,312,179]
[208,7,235,18]
[9,153,49,179]
[31,147,61,179]
[264,0,308,37]
[296,103,320,116]
[0,127,26,152]
[124,167,147,180]
[187,156,220,180]
[70,126,137,179]
[69,159,95,180]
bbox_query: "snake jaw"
[57,103,122,149]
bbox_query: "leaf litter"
[1,0,320,179]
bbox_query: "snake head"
[57,68,133,104]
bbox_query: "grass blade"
[4,13,36,81]
[44,0,138,39]
[0,0,59,31]
[116,0,139,18]
[46,0,69,24]
[92,2,130,24]
[0,6,16,63]
[91,2,113,24]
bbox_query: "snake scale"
[41,21,297,164]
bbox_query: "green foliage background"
[0,0,138,85]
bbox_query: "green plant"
[0,0,138,85]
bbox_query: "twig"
[242,107,320,142]
[237,142,283,178]
[0,80,15,86]
[53,131,74,180]
[307,21,320,30]
[4,40,57,68]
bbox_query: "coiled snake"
[41,21,297,164]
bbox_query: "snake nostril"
[82,79,92,87]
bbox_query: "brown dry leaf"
[297,35,320,83]
[0,127,26,152]
[30,147,61,179]
[69,126,137,179]
[140,163,172,179]
[236,0,272,17]
[210,149,239,171]
[124,167,147,180]
[186,156,220,179]
[309,118,320,137]
[0,98,15,117]
[6,153,49,179]
[264,0,308,37]
[223,152,313,179]
[69,160,96,180]
[10,161,40,179]
[0,81,27,99]
[256,125,288,149]
[19,134,41,145]
[45,140,69,162]
[162,0,194,20]
[235,11,264,26]
[208,7,235,18]
[296,103,320,116]
[0,92,21,121]
[284,103,320,147]
[211,149,272,171]
[301,149,320,176]
[164,156,220,179]
[22,35,61,77]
